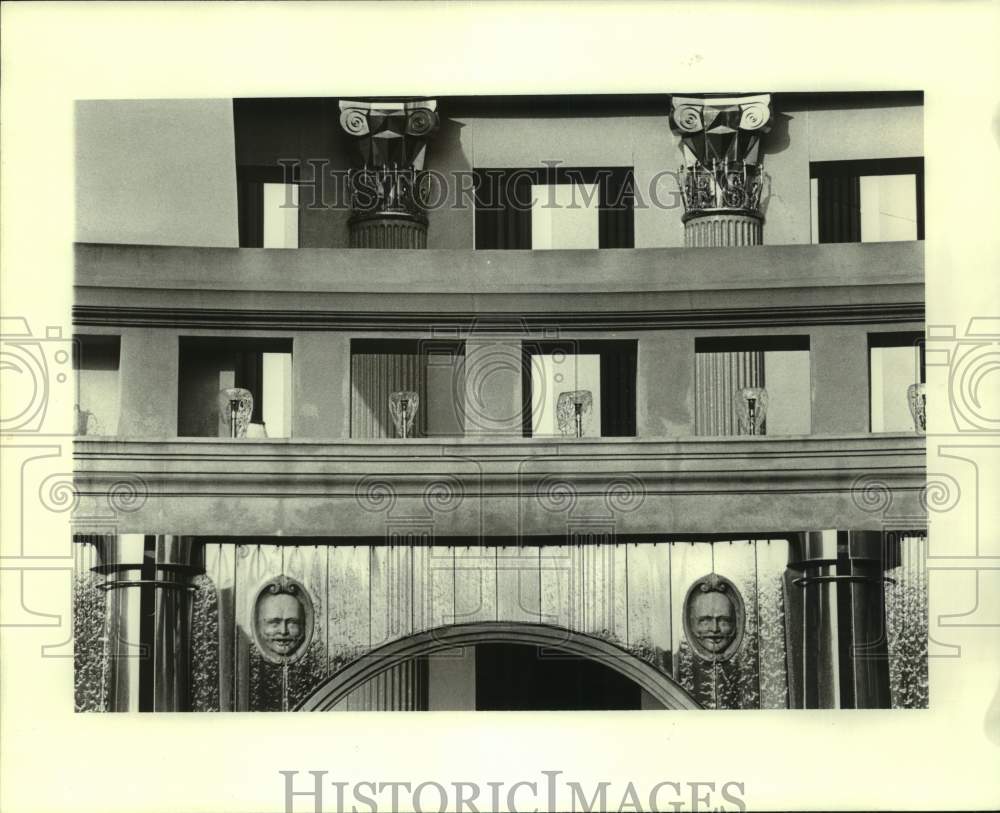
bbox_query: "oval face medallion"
[682,573,746,663]
[252,576,314,664]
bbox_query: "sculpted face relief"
[691,590,737,653]
[252,577,314,663]
[683,574,746,662]
[257,592,306,657]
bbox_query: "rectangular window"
[74,335,121,436]
[810,158,924,244]
[237,166,300,248]
[521,340,637,438]
[177,337,293,437]
[695,336,811,436]
[474,167,634,250]
[869,332,925,432]
[350,339,465,438]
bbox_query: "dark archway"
[296,622,702,711]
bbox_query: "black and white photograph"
[71,90,930,714]
[2,3,999,813]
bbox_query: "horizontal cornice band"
[72,436,926,534]
[72,302,925,331]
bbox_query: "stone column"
[339,99,440,249]
[92,534,204,711]
[669,94,772,247]
[788,530,891,709]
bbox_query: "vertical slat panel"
[454,545,497,624]
[327,544,371,673]
[212,543,237,712]
[284,545,329,709]
[756,538,791,709]
[670,542,716,708]
[713,540,760,709]
[497,545,541,624]
[580,540,619,639]
[540,544,568,628]
[370,543,414,649]
[236,543,285,711]
[433,546,457,628]
[612,544,629,645]
[626,542,672,672]
[540,543,584,636]
[232,542,253,711]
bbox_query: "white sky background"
[262,183,299,249]
[530,353,602,436]
[1,3,999,813]
[871,344,922,432]
[763,350,811,435]
[531,182,600,249]
[810,173,918,243]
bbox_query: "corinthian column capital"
[669,93,774,245]
[337,99,440,248]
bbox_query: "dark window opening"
[810,157,924,243]
[236,164,301,247]
[474,166,635,249]
[350,339,466,439]
[475,643,642,710]
[177,337,292,437]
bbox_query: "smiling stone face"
[684,574,745,661]
[690,589,737,654]
[256,591,306,657]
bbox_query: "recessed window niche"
[869,332,925,432]
[177,337,292,438]
[350,339,466,439]
[74,334,121,436]
[521,340,637,438]
[695,336,811,436]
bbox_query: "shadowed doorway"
[475,643,643,710]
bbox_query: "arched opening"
[296,622,702,711]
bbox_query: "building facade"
[73,92,928,712]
